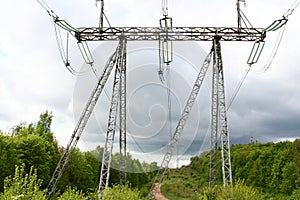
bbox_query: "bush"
[290,188,300,200]
[198,180,264,200]
[0,164,46,200]
[100,184,146,200]
[57,187,88,200]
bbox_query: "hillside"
[161,140,300,199]
[1,111,300,199]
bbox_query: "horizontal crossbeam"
[75,27,266,42]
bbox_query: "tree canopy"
[1,111,299,199]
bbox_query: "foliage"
[57,187,88,200]
[100,184,146,200]
[1,111,300,199]
[58,149,100,193]
[0,164,46,200]
[162,140,300,199]
[0,111,60,191]
[0,111,157,197]
[290,188,300,200]
[197,180,265,200]
[0,134,18,192]
[215,180,264,200]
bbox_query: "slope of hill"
[161,139,300,199]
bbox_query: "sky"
[0,0,300,166]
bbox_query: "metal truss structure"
[45,38,127,198]
[149,45,213,199]
[42,1,269,199]
[98,37,127,197]
[75,27,265,42]
[210,37,232,190]
[46,26,266,199]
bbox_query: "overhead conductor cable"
[228,0,300,108]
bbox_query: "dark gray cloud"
[1,0,300,166]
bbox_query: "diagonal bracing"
[98,37,127,198]
[45,39,123,198]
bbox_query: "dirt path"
[152,183,169,200]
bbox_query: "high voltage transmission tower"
[36,0,297,199]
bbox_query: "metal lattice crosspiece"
[75,27,265,42]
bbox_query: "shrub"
[1,164,46,200]
[100,184,146,200]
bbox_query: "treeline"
[2,111,300,199]
[161,139,300,199]
[0,111,158,198]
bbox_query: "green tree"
[35,111,55,142]
[0,134,19,192]
[281,162,298,194]
[1,111,60,189]
[58,149,100,193]
[13,133,59,188]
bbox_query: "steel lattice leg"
[119,38,127,186]
[210,38,219,189]
[98,38,126,198]
[216,40,232,187]
[209,37,232,192]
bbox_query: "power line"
[227,0,300,108]
[227,64,251,110]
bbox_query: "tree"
[0,135,18,192]
[12,133,59,188]
[58,149,100,193]
[281,162,298,194]
[35,110,55,142]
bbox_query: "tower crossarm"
[75,27,266,42]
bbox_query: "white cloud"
[0,0,299,165]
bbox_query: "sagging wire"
[253,0,299,73]
[37,1,143,154]
[54,22,90,75]
[283,0,300,19]
[36,0,90,75]
[227,64,251,110]
[54,23,76,75]
[228,0,299,109]
[255,24,286,73]
[36,0,57,18]
[228,39,264,110]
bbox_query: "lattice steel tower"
[37,0,273,199]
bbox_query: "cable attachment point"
[264,19,288,32]
[247,41,265,65]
